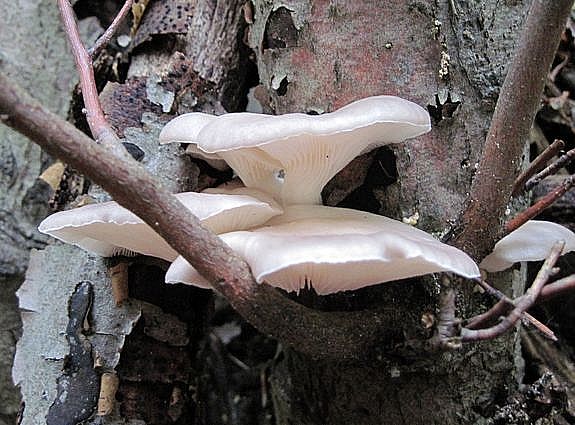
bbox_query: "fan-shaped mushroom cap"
[159,96,431,205]
[166,205,479,294]
[158,113,229,170]
[480,220,575,272]
[165,255,212,288]
[38,191,282,261]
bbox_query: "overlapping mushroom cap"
[480,220,575,272]
[41,95,482,297]
[166,205,480,295]
[160,96,431,205]
[38,190,282,261]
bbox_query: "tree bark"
[0,1,99,422]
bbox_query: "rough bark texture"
[0,1,97,422]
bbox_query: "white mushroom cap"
[159,96,431,205]
[166,205,479,294]
[165,255,212,288]
[159,113,230,170]
[480,220,575,272]
[38,191,282,261]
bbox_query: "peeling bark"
[0,2,100,422]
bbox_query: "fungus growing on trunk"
[38,191,282,261]
[166,205,480,294]
[160,96,431,205]
[480,220,575,272]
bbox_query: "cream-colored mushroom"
[165,255,212,288]
[160,96,431,205]
[159,112,229,170]
[166,205,479,294]
[480,220,575,272]
[38,190,282,261]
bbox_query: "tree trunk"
[5,1,561,424]
[246,1,530,424]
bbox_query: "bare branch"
[88,0,133,58]
[512,139,564,196]
[524,147,575,192]
[467,279,557,341]
[453,0,573,260]
[506,174,575,233]
[57,0,125,157]
[539,274,575,302]
[461,241,564,342]
[465,299,511,330]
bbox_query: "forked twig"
[57,0,126,157]
[461,241,564,342]
[512,139,564,196]
[467,279,557,341]
[88,0,133,58]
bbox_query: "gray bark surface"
[0,2,96,422]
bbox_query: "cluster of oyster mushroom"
[38,96,575,294]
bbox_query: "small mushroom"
[38,191,282,261]
[480,220,575,272]
[160,96,431,205]
[166,205,479,294]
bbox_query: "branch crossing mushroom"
[160,96,431,205]
[166,205,480,295]
[38,190,282,261]
[41,95,484,297]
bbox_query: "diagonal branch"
[452,0,574,260]
[88,0,133,58]
[0,71,396,360]
[511,139,565,196]
[505,174,575,233]
[467,279,557,341]
[460,241,564,342]
[524,147,575,192]
[57,0,126,158]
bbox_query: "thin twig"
[452,0,573,260]
[539,274,575,302]
[461,241,564,342]
[57,0,126,157]
[549,51,570,82]
[467,279,557,341]
[512,139,565,196]
[88,0,133,58]
[466,299,511,330]
[506,174,575,233]
[525,147,575,192]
